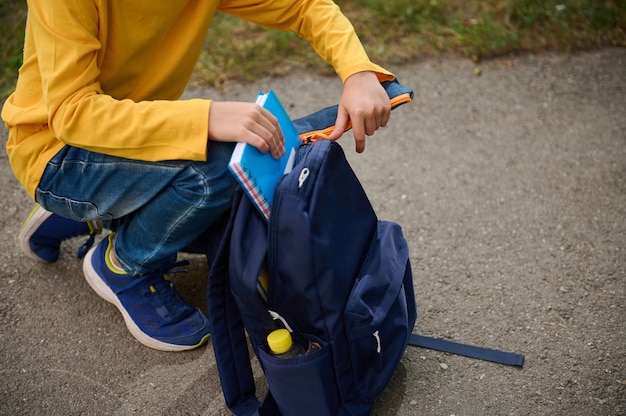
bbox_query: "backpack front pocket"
[344,221,415,403]
[258,342,340,415]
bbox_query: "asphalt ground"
[1,48,625,415]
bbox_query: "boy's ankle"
[104,234,127,274]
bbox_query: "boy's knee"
[177,162,235,210]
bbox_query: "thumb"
[328,107,349,141]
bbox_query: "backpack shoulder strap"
[207,189,261,416]
[408,334,525,367]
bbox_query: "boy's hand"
[328,71,391,153]
[208,101,286,159]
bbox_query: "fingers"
[330,103,389,153]
[335,71,392,153]
[328,108,349,141]
[208,102,285,159]
[246,107,285,159]
[346,102,391,153]
[351,112,366,153]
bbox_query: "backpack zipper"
[298,168,310,188]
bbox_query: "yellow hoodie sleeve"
[217,0,394,83]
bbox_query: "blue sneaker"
[19,204,101,262]
[82,234,211,351]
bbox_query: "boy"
[3,0,394,351]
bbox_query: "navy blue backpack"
[206,81,523,416]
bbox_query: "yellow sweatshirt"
[2,0,393,199]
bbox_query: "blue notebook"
[228,90,302,221]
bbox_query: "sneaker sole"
[82,247,210,352]
[18,205,54,263]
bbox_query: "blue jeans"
[35,142,236,275]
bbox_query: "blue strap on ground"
[409,334,525,367]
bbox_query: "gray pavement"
[1,48,625,415]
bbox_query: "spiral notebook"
[228,90,301,221]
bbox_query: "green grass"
[1,0,625,97]
[0,0,27,98]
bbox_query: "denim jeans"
[36,142,236,275]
